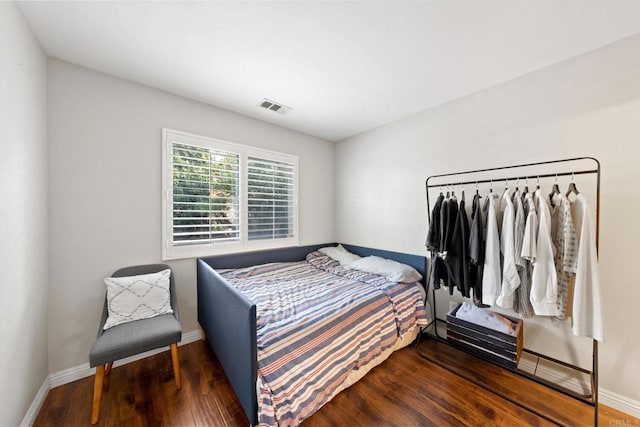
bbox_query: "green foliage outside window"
[172,143,239,245]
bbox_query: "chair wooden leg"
[91,365,105,424]
[103,362,113,391]
[170,343,182,390]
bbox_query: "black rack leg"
[594,340,599,426]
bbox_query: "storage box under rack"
[446,303,523,370]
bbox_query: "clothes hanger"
[502,177,509,196]
[549,174,560,202]
[536,175,540,190]
[489,179,493,193]
[511,177,520,203]
[475,181,479,197]
[523,177,529,195]
[566,172,579,196]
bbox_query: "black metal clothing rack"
[418,157,601,426]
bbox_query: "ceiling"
[18,1,640,141]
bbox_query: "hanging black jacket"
[426,194,444,252]
[440,196,458,254]
[427,194,448,290]
[445,194,471,296]
[468,193,485,305]
[438,196,458,292]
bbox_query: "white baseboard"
[519,358,640,418]
[22,329,202,425]
[600,389,640,419]
[518,357,591,394]
[20,376,50,427]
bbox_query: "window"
[247,156,296,241]
[162,129,298,259]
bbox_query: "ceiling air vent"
[258,98,293,115]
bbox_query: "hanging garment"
[445,193,471,296]
[441,195,458,254]
[530,189,559,316]
[439,195,449,253]
[426,193,444,250]
[481,192,501,306]
[495,192,504,236]
[550,193,578,322]
[521,193,537,262]
[513,191,534,318]
[468,193,485,305]
[427,194,448,290]
[512,190,525,266]
[439,195,458,293]
[571,194,604,342]
[549,190,561,250]
[497,188,521,309]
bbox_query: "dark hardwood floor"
[34,337,637,426]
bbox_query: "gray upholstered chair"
[89,264,182,424]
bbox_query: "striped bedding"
[220,251,427,426]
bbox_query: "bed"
[197,243,427,426]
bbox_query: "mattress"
[220,251,427,426]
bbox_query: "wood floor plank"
[305,343,554,427]
[34,339,638,426]
[34,375,85,427]
[414,337,596,426]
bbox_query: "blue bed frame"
[197,243,426,426]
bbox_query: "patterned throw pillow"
[103,269,173,330]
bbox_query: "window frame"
[162,129,299,260]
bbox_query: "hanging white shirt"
[530,189,559,316]
[497,188,521,309]
[571,194,604,342]
[482,193,501,306]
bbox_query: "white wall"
[0,3,49,425]
[335,34,640,403]
[47,59,334,373]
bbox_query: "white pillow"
[103,269,173,330]
[318,244,362,267]
[348,256,423,283]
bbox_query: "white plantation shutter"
[163,130,298,259]
[172,143,240,246]
[247,156,295,241]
